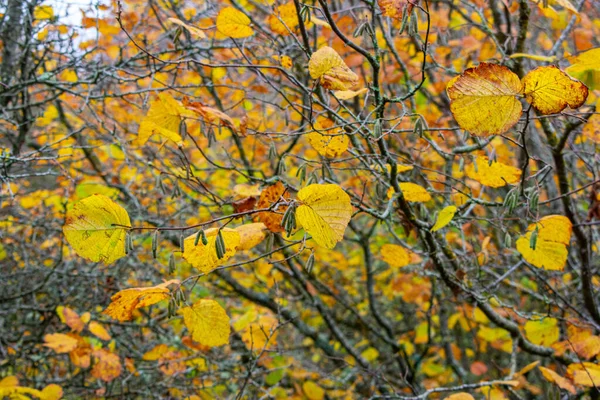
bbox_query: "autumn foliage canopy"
[2,0,600,398]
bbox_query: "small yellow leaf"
[102,281,178,321]
[234,223,267,251]
[539,366,577,394]
[216,7,254,39]
[180,299,230,347]
[63,194,131,265]
[168,17,207,38]
[34,5,54,20]
[566,48,600,89]
[567,362,600,387]
[295,184,353,249]
[307,123,349,158]
[88,321,111,341]
[431,206,457,232]
[302,381,325,400]
[44,333,79,353]
[333,88,369,100]
[233,183,262,197]
[389,182,432,203]
[183,228,240,273]
[465,156,521,188]
[522,66,588,115]
[381,244,411,268]
[57,306,85,333]
[40,384,63,400]
[308,46,359,91]
[138,93,192,145]
[516,215,572,270]
[447,63,523,136]
[524,318,559,346]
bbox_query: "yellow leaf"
[539,366,576,394]
[447,63,522,136]
[267,2,299,35]
[183,228,240,273]
[216,7,254,39]
[88,321,111,341]
[168,17,207,38]
[445,394,475,400]
[388,182,432,202]
[361,347,379,361]
[143,344,169,360]
[234,223,267,251]
[567,362,600,387]
[63,194,131,265]
[522,66,588,115]
[92,349,122,382]
[381,244,411,268]
[302,381,325,400]
[40,384,63,400]
[180,299,230,347]
[34,5,54,20]
[333,88,369,100]
[57,306,85,333]
[516,215,572,270]
[431,205,457,232]
[138,93,192,145]
[307,122,349,158]
[465,156,521,188]
[295,184,353,249]
[308,46,359,91]
[102,281,178,321]
[566,48,600,90]
[44,333,79,353]
[233,183,261,197]
[524,317,559,346]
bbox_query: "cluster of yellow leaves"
[447,63,588,136]
[516,215,572,270]
[62,194,131,265]
[465,156,521,188]
[308,46,359,91]
[137,93,192,145]
[0,376,62,400]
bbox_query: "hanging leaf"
[465,156,521,188]
[234,223,267,251]
[522,66,588,115]
[381,244,412,268]
[91,349,122,383]
[216,7,254,39]
[431,205,457,232]
[267,2,299,35]
[102,280,179,321]
[567,362,600,387]
[308,46,359,91]
[566,47,600,90]
[63,194,131,265]
[516,215,572,270]
[180,299,231,347]
[183,228,240,273]
[446,63,523,136]
[295,184,353,249]
[138,93,192,145]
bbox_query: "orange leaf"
[102,280,179,322]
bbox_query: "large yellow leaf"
[63,194,131,265]
[431,205,457,232]
[446,63,523,136]
[381,244,411,268]
[524,317,559,346]
[102,280,178,321]
[216,7,254,39]
[538,366,576,394]
[183,228,240,273]
[267,2,299,35]
[465,156,521,188]
[234,223,267,251]
[44,333,79,353]
[522,66,588,115]
[295,184,353,249]
[138,93,192,145]
[516,215,572,270]
[567,362,600,387]
[180,299,230,347]
[307,120,349,158]
[308,46,359,91]
[567,48,600,90]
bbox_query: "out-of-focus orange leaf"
[44,333,79,353]
[88,321,111,341]
[168,17,207,38]
[102,280,179,321]
[91,349,122,382]
[539,366,576,394]
[256,182,290,233]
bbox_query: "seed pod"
[353,22,366,38]
[529,190,539,213]
[168,253,175,274]
[414,117,424,137]
[152,230,159,259]
[194,230,203,246]
[398,5,409,34]
[179,231,185,253]
[530,227,539,250]
[458,157,465,173]
[307,171,319,186]
[265,233,274,253]
[179,119,187,140]
[201,230,208,246]
[268,142,277,160]
[125,232,130,255]
[215,230,226,259]
[168,298,175,318]
[305,252,315,274]
[297,163,307,184]
[374,118,382,138]
[157,175,166,194]
[408,9,418,36]
[504,231,512,248]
